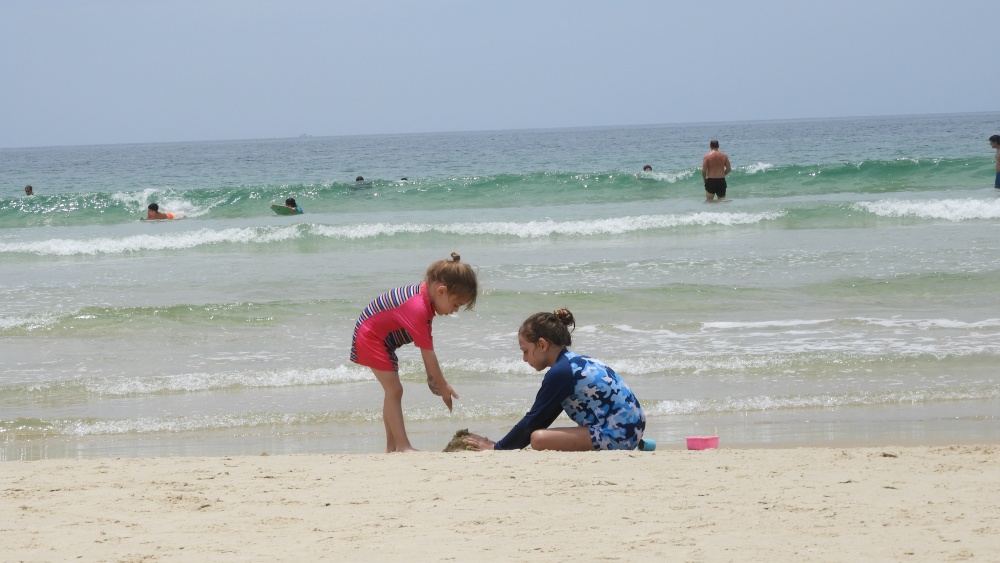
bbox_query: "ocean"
[2,112,999,460]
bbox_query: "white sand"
[3,445,998,561]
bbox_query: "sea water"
[2,113,999,459]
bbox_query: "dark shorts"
[705,177,727,197]
[995,172,999,188]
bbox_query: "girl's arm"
[490,364,574,450]
[421,347,458,411]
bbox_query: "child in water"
[146,203,175,220]
[464,308,645,451]
[284,198,303,213]
[351,252,478,452]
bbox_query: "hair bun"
[553,308,575,328]
[450,252,461,262]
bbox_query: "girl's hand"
[462,433,495,451]
[420,349,457,410]
[427,377,458,411]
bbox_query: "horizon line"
[2,110,997,151]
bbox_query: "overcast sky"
[2,1,996,148]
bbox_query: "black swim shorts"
[705,177,727,197]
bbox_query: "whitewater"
[2,112,999,459]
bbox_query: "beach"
[3,444,998,561]
[4,113,1000,460]
[3,114,1000,559]
[3,0,999,554]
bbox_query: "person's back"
[147,203,174,220]
[285,197,303,213]
[990,135,1000,189]
[703,141,730,178]
[702,140,732,201]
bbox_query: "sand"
[3,445,998,561]
[443,428,479,452]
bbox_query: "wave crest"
[312,211,786,240]
[855,198,1000,221]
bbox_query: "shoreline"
[4,444,997,561]
[5,432,996,463]
[4,415,997,461]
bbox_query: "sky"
[2,0,997,148]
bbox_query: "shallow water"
[3,112,1000,459]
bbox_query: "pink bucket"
[686,436,719,450]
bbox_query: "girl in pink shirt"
[350,253,478,452]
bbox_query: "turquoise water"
[2,113,999,459]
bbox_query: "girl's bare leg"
[382,416,395,452]
[371,368,417,452]
[530,426,594,451]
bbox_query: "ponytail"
[519,308,575,347]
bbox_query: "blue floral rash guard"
[494,349,645,450]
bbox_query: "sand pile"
[443,428,484,452]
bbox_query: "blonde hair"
[519,308,575,347]
[425,252,478,310]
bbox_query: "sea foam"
[644,384,1000,416]
[742,162,775,174]
[0,226,302,256]
[311,211,786,240]
[855,198,1000,221]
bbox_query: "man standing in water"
[990,135,1000,189]
[702,139,732,202]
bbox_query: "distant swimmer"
[147,203,175,220]
[24,185,33,195]
[702,139,732,202]
[356,176,364,182]
[285,197,303,213]
[642,165,652,172]
[990,135,1000,189]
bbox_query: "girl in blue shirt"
[465,309,645,451]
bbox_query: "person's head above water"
[285,198,297,207]
[356,176,364,182]
[642,165,652,172]
[24,185,33,195]
[146,202,174,219]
